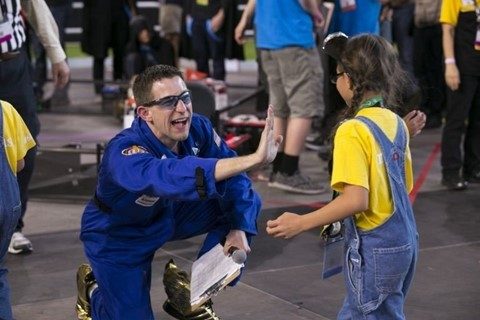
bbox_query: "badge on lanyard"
[339,0,356,12]
[321,221,345,279]
[0,0,13,44]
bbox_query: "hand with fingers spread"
[266,212,305,239]
[255,105,283,165]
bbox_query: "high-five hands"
[256,106,283,165]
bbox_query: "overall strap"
[356,115,406,153]
[0,101,5,158]
[355,115,408,187]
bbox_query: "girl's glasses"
[330,72,345,84]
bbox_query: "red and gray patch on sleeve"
[121,145,149,156]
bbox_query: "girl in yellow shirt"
[266,34,419,319]
[0,100,36,319]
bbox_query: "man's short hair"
[133,65,184,106]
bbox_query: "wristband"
[445,58,456,64]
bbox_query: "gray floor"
[6,58,480,319]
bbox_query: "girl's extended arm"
[266,184,369,239]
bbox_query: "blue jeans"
[338,116,418,319]
[0,103,23,320]
[392,4,415,76]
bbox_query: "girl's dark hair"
[133,65,184,106]
[337,34,417,120]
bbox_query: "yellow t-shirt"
[2,100,36,175]
[440,0,479,25]
[331,107,413,231]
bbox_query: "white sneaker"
[8,232,33,254]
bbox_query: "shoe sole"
[8,244,33,254]
[163,301,188,320]
[268,181,327,195]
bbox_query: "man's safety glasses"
[142,90,191,110]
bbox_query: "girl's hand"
[266,212,305,239]
[404,110,426,137]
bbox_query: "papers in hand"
[190,244,244,310]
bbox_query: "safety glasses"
[142,90,191,110]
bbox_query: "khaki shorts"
[159,4,183,35]
[260,47,324,119]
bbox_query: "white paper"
[190,244,243,306]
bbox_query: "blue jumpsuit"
[338,116,418,319]
[0,107,22,320]
[80,114,261,319]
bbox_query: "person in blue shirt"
[75,64,282,320]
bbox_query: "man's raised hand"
[256,106,283,165]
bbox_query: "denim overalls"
[338,116,419,320]
[0,106,22,320]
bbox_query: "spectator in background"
[439,0,480,190]
[0,0,70,255]
[81,0,137,94]
[159,0,183,66]
[0,100,36,320]
[329,0,382,36]
[413,0,445,129]
[30,0,72,109]
[236,0,326,195]
[124,15,175,80]
[186,0,228,80]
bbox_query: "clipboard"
[190,244,243,311]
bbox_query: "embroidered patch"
[121,145,148,156]
[135,194,160,207]
[213,129,221,147]
[3,137,13,147]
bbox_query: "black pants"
[441,73,480,177]
[191,18,225,81]
[413,24,445,120]
[0,48,39,231]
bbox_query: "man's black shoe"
[441,176,468,190]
